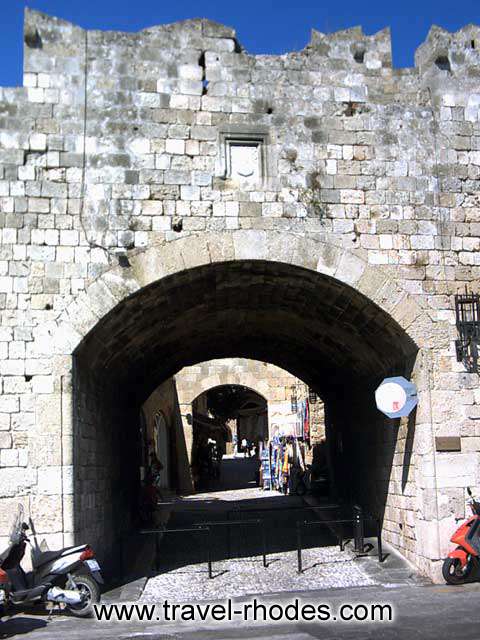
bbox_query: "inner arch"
[76,260,417,400]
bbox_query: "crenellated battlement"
[17,9,480,86]
[415,24,480,78]
[307,26,392,70]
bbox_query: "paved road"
[2,581,480,639]
[1,460,440,638]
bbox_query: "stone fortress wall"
[0,9,480,580]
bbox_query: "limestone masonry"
[1,9,480,582]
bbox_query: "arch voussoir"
[65,230,436,350]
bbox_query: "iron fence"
[139,503,383,580]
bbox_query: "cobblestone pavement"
[176,456,273,503]
[141,545,376,603]
[181,484,280,502]
[144,456,383,602]
[171,456,312,509]
[140,456,425,604]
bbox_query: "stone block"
[165,139,185,155]
[334,251,366,286]
[435,453,478,488]
[30,494,63,533]
[29,434,62,466]
[0,467,36,498]
[0,449,19,467]
[0,396,19,414]
[0,496,30,535]
[36,466,63,495]
[35,394,61,434]
[315,243,341,277]
[233,230,267,260]
[239,202,262,218]
[180,237,211,270]
[205,233,235,263]
[266,232,298,265]
[0,433,12,449]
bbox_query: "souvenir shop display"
[268,434,307,495]
[260,447,272,490]
[263,395,314,495]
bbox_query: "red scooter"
[443,487,480,584]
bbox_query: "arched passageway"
[72,259,418,569]
[190,384,268,491]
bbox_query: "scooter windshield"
[8,503,25,544]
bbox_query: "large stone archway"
[31,231,449,579]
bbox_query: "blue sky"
[1,1,479,86]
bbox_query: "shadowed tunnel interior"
[72,260,419,574]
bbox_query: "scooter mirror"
[467,487,473,496]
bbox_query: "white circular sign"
[375,382,407,414]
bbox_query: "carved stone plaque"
[229,143,260,184]
[435,436,461,452]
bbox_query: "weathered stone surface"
[233,230,267,260]
[0,468,36,498]
[0,9,479,583]
[30,494,63,532]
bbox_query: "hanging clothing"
[303,398,310,444]
[296,400,304,438]
[295,438,306,471]
[282,448,289,474]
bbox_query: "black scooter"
[0,505,103,618]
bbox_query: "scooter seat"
[32,546,82,568]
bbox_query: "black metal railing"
[295,514,384,574]
[139,503,383,580]
[140,519,267,578]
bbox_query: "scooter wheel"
[67,575,100,618]
[442,557,471,585]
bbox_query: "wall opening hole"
[435,55,451,72]
[118,254,131,268]
[45,303,52,310]
[471,40,476,49]
[267,107,274,114]
[343,101,358,117]
[198,52,208,95]
[354,50,365,64]
[25,375,32,382]
[173,218,183,233]
[24,27,42,49]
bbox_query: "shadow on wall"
[402,408,417,493]
[334,354,417,545]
